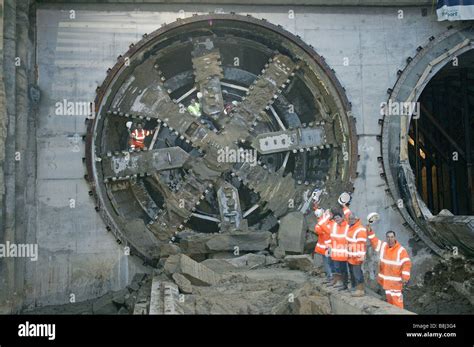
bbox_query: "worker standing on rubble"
[325,208,349,290]
[130,123,152,150]
[345,212,368,297]
[367,226,412,309]
[313,207,334,283]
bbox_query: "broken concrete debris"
[149,276,185,315]
[226,253,266,269]
[172,273,193,294]
[284,255,314,272]
[273,246,286,259]
[405,257,474,314]
[200,259,239,273]
[22,273,152,315]
[206,231,271,252]
[179,230,272,255]
[164,254,220,286]
[201,253,277,274]
[22,256,415,315]
[160,243,181,258]
[277,212,306,254]
[265,255,279,266]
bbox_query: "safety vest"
[314,213,331,255]
[327,220,349,261]
[131,129,150,144]
[368,230,411,290]
[187,102,201,117]
[346,220,367,265]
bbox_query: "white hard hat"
[232,100,238,106]
[197,92,203,99]
[126,121,132,129]
[338,192,351,205]
[314,208,324,218]
[367,212,380,224]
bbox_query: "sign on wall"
[437,0,474,21]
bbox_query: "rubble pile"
[23,273,152,315]
[405,257,474,314]
[24,227,414,315]
[143,249,409,314]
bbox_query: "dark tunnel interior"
[409,49,474,216]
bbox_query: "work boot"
[336,282,349,291]
[351,283,365,297]
[333,274,347,289]
[322,277,333,285]
[327,274,341,287]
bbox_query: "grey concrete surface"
[0,0,18,312]
[0,0,8,309]
[30,3,451,308]
[37,0,435,7]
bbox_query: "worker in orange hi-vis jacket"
[324,208,349,289]
[346,212,368,297]
[313,207,334,283]
[130,123,153,150]
[367,225,412,309]
[337,202,368,295]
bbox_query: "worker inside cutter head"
[188,92,219,131]
[224,100,238,115]
[129,122,153,151]
[187,92,202,117]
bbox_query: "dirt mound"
[405,257,474,314]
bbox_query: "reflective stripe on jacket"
[346,220,367,265]
[368,230,411,290]
[314,214,331,255]
[132,129,150,143]
[187,103,201,116]
[327,220,349,261]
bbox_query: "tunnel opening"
[408,49,474,216]
[381,25,474,258]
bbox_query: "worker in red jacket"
[130,123,152,150]
[367,226,412,309]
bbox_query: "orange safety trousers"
[385,290,404,309]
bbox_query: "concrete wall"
[0,0,18,313]
[0,0,151,313]
[0,0,7,311]
[0,1,455,311]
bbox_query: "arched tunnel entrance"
[408,49,474,216]
[382,24,474,257]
